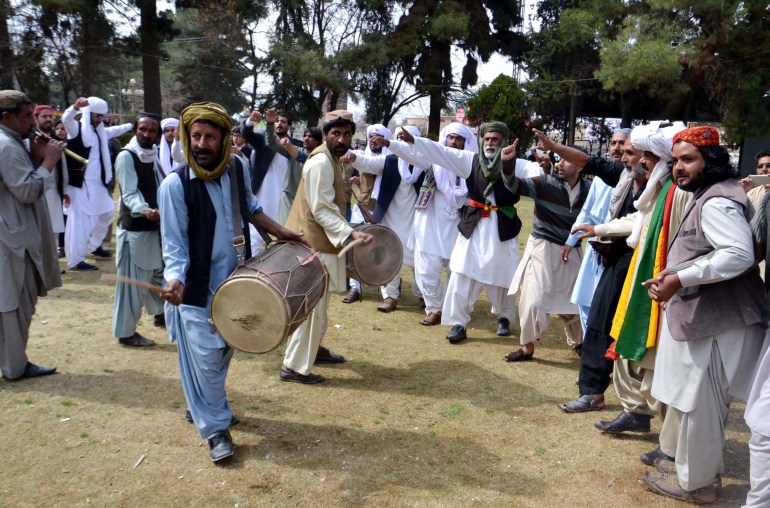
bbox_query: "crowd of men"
[2,88,770,506]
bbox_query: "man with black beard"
[33,105,68,259]
[112,113,166,347]
[642,126,766,504]
[280,110,373,384]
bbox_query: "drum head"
[211,276,288,354]
[350,224,403,286]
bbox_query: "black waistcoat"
[458,156,521,242]
[118,150,160,232]
[65,123,108,188]
[176,158,252,308]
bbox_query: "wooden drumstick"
[100,274,165,294]
[337,238,364,258]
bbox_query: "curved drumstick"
[337,238,365,258]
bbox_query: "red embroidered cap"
[672,126,720,147]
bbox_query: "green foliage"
[467,74,533,147]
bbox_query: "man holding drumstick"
[281,110,373,384]
[158,102,306,464]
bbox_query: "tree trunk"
[567,91,577,145]
[428,87,444,137]
[0,1,16,89]
[138,0,162,115]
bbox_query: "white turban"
[439,122,478,154]
[394,125,421,140]
[626,121,686,247]
[365,123,391,157]
[161,118,179,130]
[394,126,423,184]
[79,96,113,184]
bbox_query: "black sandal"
[504,348,533,362]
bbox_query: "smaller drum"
[211,241,327,353]
[346,223,403,286]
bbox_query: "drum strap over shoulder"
[228,158,247,266]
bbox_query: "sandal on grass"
[504,348,533,362]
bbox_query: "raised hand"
[501,138,519,161]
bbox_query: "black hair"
[567,144,588,155]
[695,144,738,184]
[275,111,291,125]
[136,111,162,129]
[322,117,356,135]
[192,118,228,140]
[756,150,770,161]
[304,126,322,144]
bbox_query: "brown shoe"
[642,471,716,505]
[341,288,361,304]
[377,297,398,313]
[652,461,722,491]
[420,311,442,326]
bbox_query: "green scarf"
[477,121,511,197]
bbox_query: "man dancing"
[158,102,305,464]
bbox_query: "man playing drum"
[158,102,305,464]
[282,110,373,384]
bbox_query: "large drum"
[211,241,327,354]
[346,223,403,286]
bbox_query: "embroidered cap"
[33,104,53,116]
[672,126,720,147]
[0,90,30,109]
[324,109,353,122]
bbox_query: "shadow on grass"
[321,359,561,414]
[231,416,540,499]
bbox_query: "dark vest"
[175,157,252,308]
[372,154,423,222]
[458,156,522,242]
[65,123,108,189]
[118,150,160,232]
[666,179,767,341]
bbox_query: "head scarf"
[673,125,720,147]
[179,102,232,180]
[365,123,391,157]
[79,96,113,183]
[439,122,477,153]
[613,127,631,136]
[477,121,511,196]
[428,122,475,217]
[625,121,686,247]
[158,118,179,177]
[394,126,423,184]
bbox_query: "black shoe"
[446,325,467,344]
[595,411,651,433]
[208,430,234,463]
[640,447,674,467]
[118,333,156,347]
[185,409,239,426]
[71,261,98,271]
[91,246,113,259]
[314,346,346,364]
[497,317,510,337]
[279,367,324,384]
[23,362,57,378]
[153,314,166,327]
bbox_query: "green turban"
[478,121,511,196]
[179,102,233,180]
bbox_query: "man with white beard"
[379,122,542,342]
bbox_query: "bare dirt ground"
[0,201,752,507]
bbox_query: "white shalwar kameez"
[391,136,542,328]
[652,197,765,492]
[61,101,132,268]
[386,127,472,315]
[349,143,429,299]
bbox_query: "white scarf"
[365,124,391,157]
[436,122,476,217]
[626,121,686,247]
[395,126,423,183]
[123,136,164,185]
[159,118,179,177]
[79,97,113,184]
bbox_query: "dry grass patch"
[0,200,752,506]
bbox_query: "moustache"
[193,148,214,157]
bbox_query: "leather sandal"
[341,288,361,304]
[504,348,533,362]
